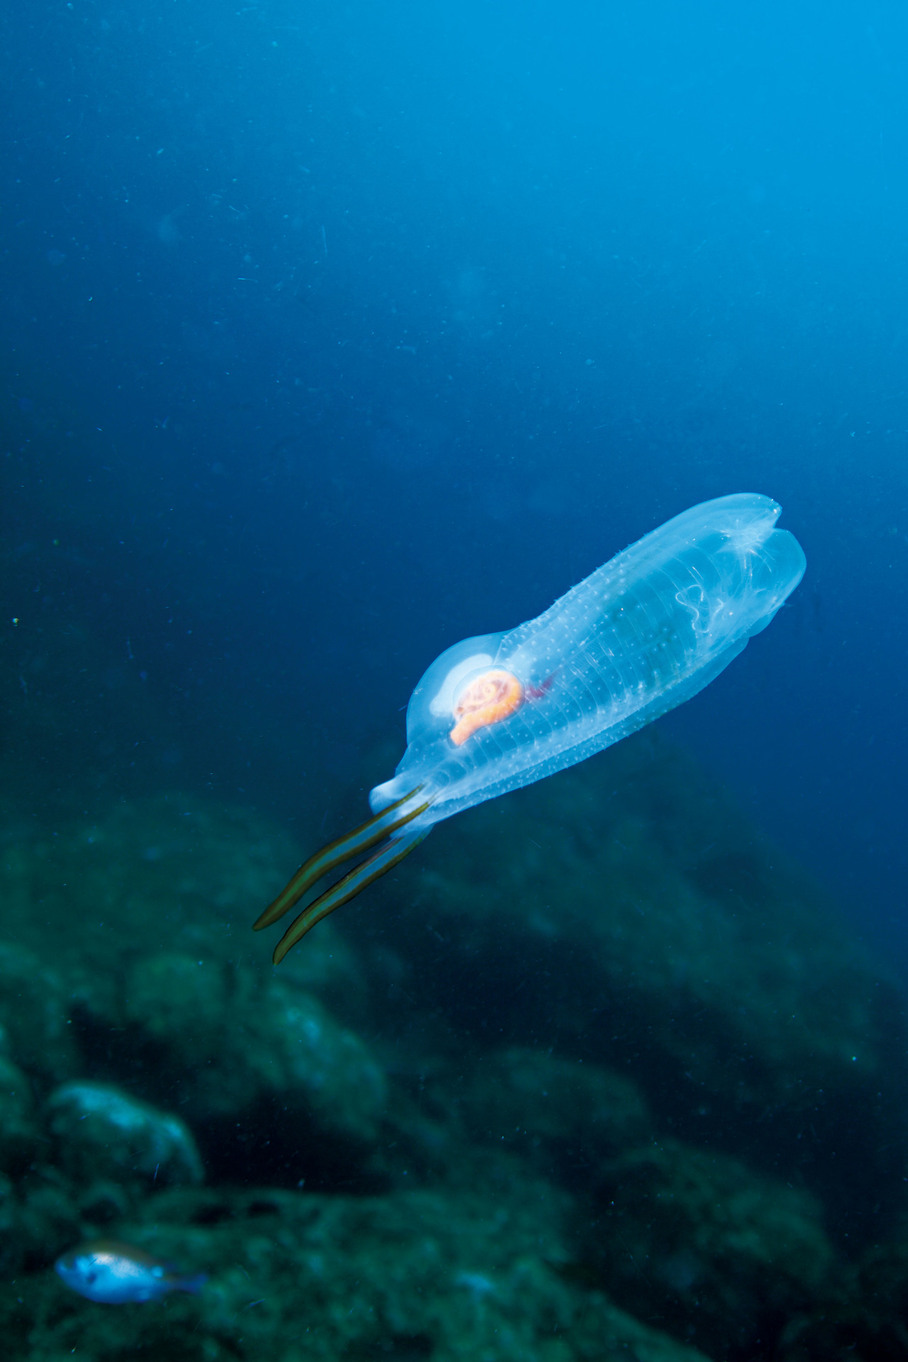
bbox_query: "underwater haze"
[3,3,908,1361]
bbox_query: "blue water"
[7,8,908,1357]
[3,0,906,964]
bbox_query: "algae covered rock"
[123,952,231,1053]
[121,951,388,1146]
[0,1050,37,1174]
[583,1136,836,1357]
[245,979,388,1144]
[460,1047,651,1163]
[46,1080,204,1186]
[384,738,908,1207]
[10,792,365,1009]
[25,1184,715,1362]
[0,943,79,1083]
[2,755,907,1362]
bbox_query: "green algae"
[0,735,906,1360]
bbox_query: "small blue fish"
[55,1239,207,1304]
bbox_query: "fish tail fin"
[176,1273,208,1295]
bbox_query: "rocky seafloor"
[2,734,908,1361]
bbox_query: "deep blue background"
[3,2,906,961]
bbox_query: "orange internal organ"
[449,669,525,746]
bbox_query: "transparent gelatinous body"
[256,493,805,961]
